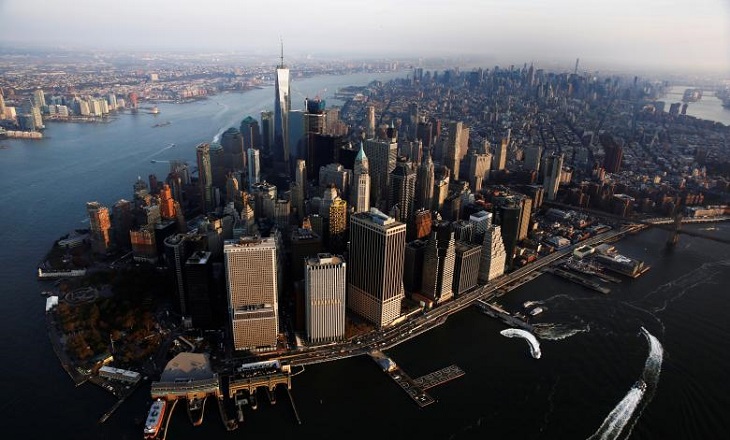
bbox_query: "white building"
[305,254,346,343]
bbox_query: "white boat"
[144,399,166,439]
[529,307,544,316]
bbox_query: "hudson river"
[1,71,729,439]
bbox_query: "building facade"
[348,209,405,328]
[224,237,279,351]
[305,254,346,343]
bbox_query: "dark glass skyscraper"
[274,45,291,169]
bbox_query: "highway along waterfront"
[3,71,730,438]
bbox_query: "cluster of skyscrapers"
[82,53,579,354]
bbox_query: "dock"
[474,300,534,331]
[545,266,611,294]
[369,350,464,408]
[412,365,465,390]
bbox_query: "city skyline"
[0,0,728,74]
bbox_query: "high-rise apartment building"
[305,254,346,343]
[348,209,405,328]
[224,237,279,351]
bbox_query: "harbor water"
[1,71,729,439]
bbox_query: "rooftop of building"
[160,352,214,382]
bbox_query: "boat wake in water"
[587,327,663,440]
[532,322,590,341]
[500,328,541,359]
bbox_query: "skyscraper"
[364,126,398,209]
[493,138,508,171]
[389,158,417,222]
[247,148,260,191]
[603,144,623,174]
[196,143,214,212]
[185,251,214,328]
[453,241,481,295]
[469,210,492,245]
[524,144,542,172]
[260,111,274,154]
[240,116,261,150]
[220,127,245,172]
[366,105,376,139]
[467,149,492,192]
[274,44,291,169]
[348,209,405,328]
[164,234,192,316]
[544,153,564,201]
[414,150,435,211]
[420,222,456,304]
[478,225,507,283]
[159,183,176,220]
[111,199,133,250]
[444,121,463,181]
[87,201,112,254]
[352,144,371,213]
[304,98,327,163]
[305,254,346,343]
[224,236,279,351]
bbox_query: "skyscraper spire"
[279,38,285,68]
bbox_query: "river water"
[1,72,729,439]
[665,86,730,126]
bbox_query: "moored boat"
[144,399,167,439]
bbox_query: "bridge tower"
[666,206,683,249]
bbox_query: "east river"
[1,71,729,439]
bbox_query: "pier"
[474,300,534,331]
[544,266,611,294]
[412,365,465,390]
[369,350,464,408]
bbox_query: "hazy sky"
[1,0,728,73]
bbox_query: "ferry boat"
[144,399,167,439]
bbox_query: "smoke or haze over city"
[1,0,728,72]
